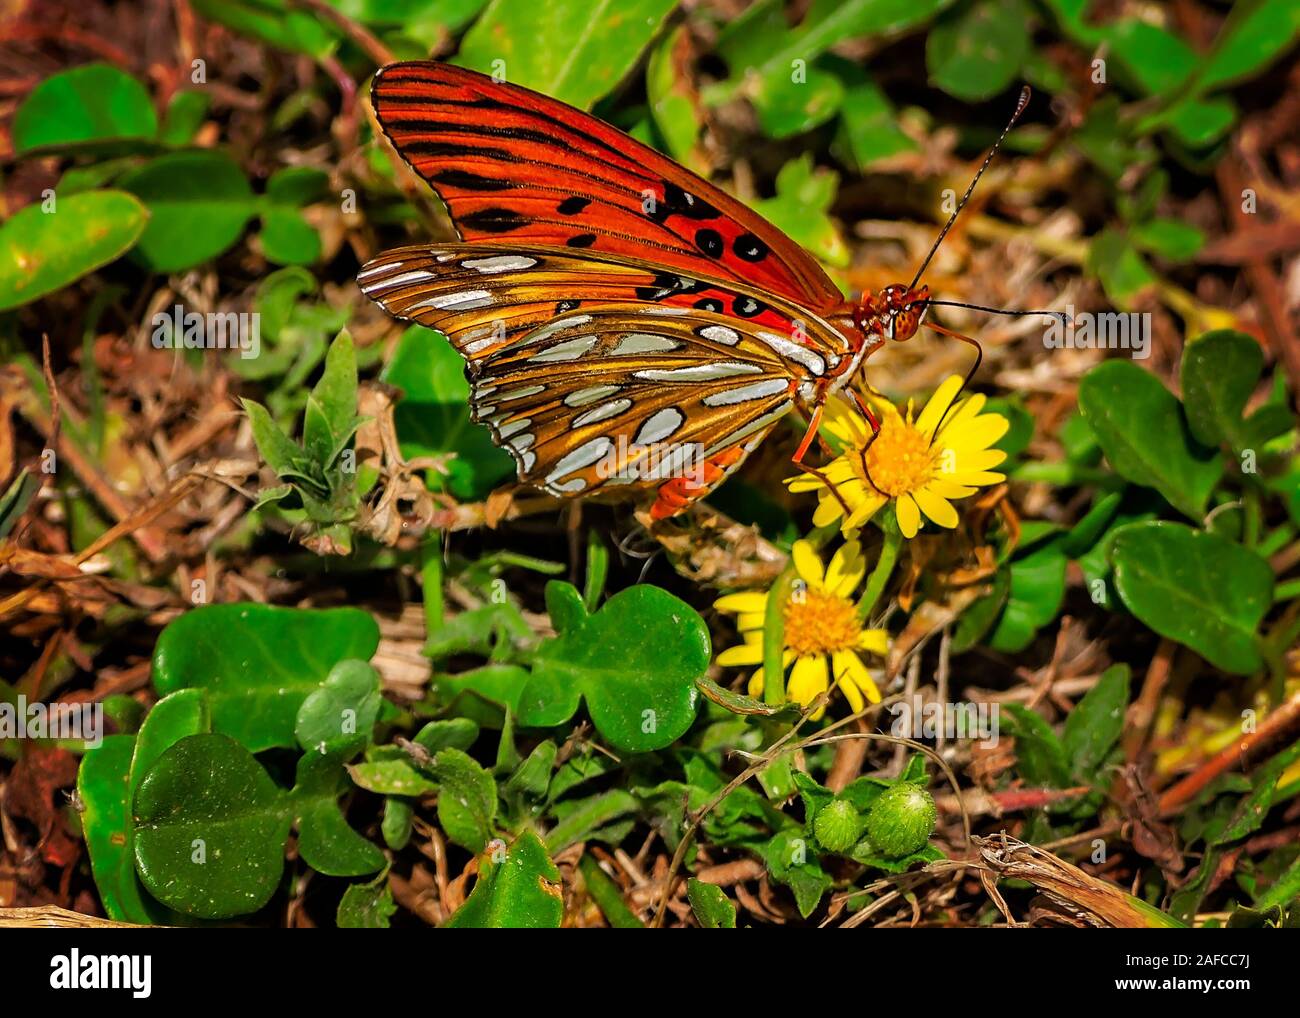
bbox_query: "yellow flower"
[788,376,1009,539]
[713,540,888,718]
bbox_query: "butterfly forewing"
[358,245,850,499]
[370,62,843,310]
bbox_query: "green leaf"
[1197,0,1300,92]
[305,330,358,467]
[1003,705,1071,787]
[748,61,846,138]
[78,736,159,923]
[152,603,380,752]
[753,155,848,269]
[430,748,498,852]
[190,0,339,58]
[1130,218,1204,262]
[13,64,157,153]
[259,206,320,265]
[987,540,1067,653]
[827,58,917,171]
[545,789,639,853]
[1181,330,1291,452]
[445,831,563,928]
[413,718,480,755]
[927,0,1031,101]
[133,734,290,919]
[348,758,438,797]
[519,585,707,752]
[1087,228,1156,303]
[130,690,212,799]
[337,873,397,928]
[1078,360,1222,520]
[544,580,589,635]
[159,90,211,146]
[292,754,386,877]
[1062,664,1129,780]
[456,0,678,110]
[294,659,381,759]
[382,325,514,500]
[687,879,738,928]
[241,398,301,475]
[1111,521,1274,674]
[645,26,704,168]
[0,190,148,311]
[764,829,830,918]
[120,150,256,271]
[1213,740,1300,847]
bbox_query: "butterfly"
[358,62,1031,519]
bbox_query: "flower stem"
[762,563,797,706]
[858,527,902,622]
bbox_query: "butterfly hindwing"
[370,62,843,310]
[358,244,852,500]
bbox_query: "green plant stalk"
[583,529,608,610]
[577,854,645,928]
[762,564,797,706]
[421,541,443,638]
[858,527,901,622]
[1274,578,1300,603]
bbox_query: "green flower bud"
[813,799,865,853]
[864,782,936,858]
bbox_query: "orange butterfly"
[359,62,1032,519]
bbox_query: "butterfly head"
[858,283,930,343]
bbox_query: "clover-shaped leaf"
[518,585,707,752]
[292,754,386,877]
[295,659,382,759]
[153,603,380,752]
[133,734,290,919]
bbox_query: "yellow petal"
[747,669,765,698]
[832,651,866,714]
[896,492,921,537]
[858,628,889,656]
[791,540,825,589]
[737,612,764,633]
[945,447,1008,473]
[787,473,826,493]
[844,491,886,529]
[942,415,1009,452]
[915,376,965,438]
[837,650,882,704]
[717,642,764,667]
[812,497,844,528]
[826,541,866,597]
[788,654,830,706]
[913,485,960,529]
[714,591,767,614]
[925,477,979,499]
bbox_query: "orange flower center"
[855,416,938,497]
[783,588,861,656]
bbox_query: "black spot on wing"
[566,233,598,248]
[460,207,529,233]
[696,228,724,258]
[430,169,513,191]
[734,233,769,262]
[732,295,767,318]
[557,196,591,215]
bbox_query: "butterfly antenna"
[909,85,1032,290]
[925,299,1068,325]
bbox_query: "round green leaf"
[13,64,157,154]
[445,832,563,928]
[1180,330,1286,452]
[1111,521,1274,674]
[133,734,290,919]
[295,659,381,759]
[0,190,148,311]
[78,735,159,924]
[120,151,256,271]
[519,585,707,753]
[152,603,380,752]
[927,0,1031,101]
[1078,360,1222,520]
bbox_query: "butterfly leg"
[791,402,853,517]
[846,389,887,495]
